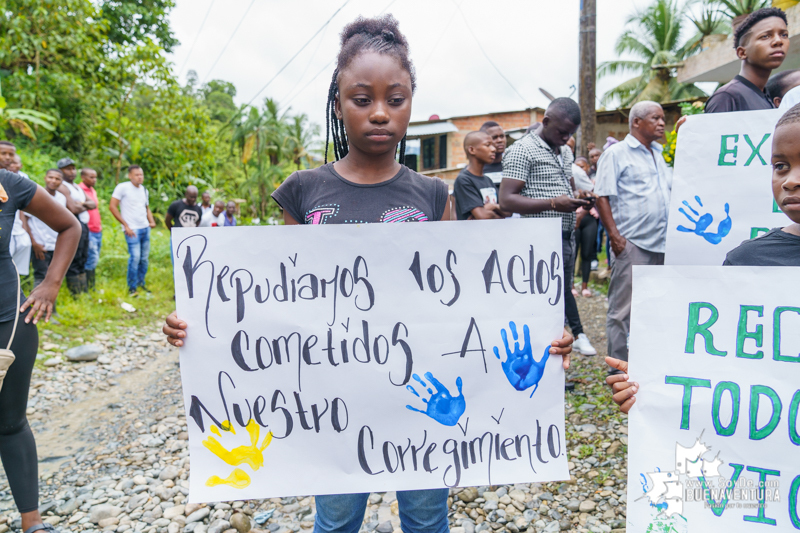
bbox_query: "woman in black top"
[0,167,80,533]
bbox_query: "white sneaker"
[574,333,597,356]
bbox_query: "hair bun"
[381,29,395,42]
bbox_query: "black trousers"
[31,250,54,287]
[562,235,584,337]
[575,215,598,284]
[0,312,40,513]
[66,221,88,277]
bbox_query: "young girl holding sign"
[163,15,574,533]
[607,102,800,413]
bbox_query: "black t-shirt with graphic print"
[271,163,449,225]
[453,169,498,220]
[0,169,39,322]
[167,200,203,228]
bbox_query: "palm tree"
[715,0,769,19]
[285,114,320,168]
[0,80,56,140]
[598,0,707,107]
[228,99,318,218]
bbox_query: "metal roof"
[406,121,459,138]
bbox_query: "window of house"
[439,135,447,169]
[422,137,435,169]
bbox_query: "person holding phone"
[499,99,598,357]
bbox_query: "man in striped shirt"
[594,101,672,374]
[499,98,598,357]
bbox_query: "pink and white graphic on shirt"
[380,207,428,223]
[305,205,339,225]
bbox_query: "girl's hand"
[20,281,60,324]
[163,311,187,347]
[605,357,637,413]
[550,329,573,370]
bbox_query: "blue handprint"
[405,372,466,426]
[676,196,732,245]
[493,321,550,398]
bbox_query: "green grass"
[26,206,176,351]
[577,444,595,459]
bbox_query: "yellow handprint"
[206,468,251,489]
[203,419,273,489]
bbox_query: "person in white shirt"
[26,170,68,298]
[200,200,226,227]
[8,154,33,275]
[200,191,213,216]
[594,101,672,375]
[109,165,156,295]
[56,157,94,294]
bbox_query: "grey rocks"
[65,344,103,362]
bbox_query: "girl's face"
[771,123,800,225]
[335,51,413,156]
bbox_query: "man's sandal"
[25,523,60,533]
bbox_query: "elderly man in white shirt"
[594,101,672,374]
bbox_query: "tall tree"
[598,0,707,107]
[0,0,106,149]
[201,80,238,123]
[101,0,178,52]
[229,99,318,219]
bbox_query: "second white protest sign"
[665,109,789,265]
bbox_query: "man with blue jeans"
[314,490,449,533]
[109,165,156,295]
[79,168,102,290]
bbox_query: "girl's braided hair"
[325,14,416,164]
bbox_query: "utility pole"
[578,0,596,158]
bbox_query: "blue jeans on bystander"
[86,230,103,271]
[314,489,449,533]
[125,227,150,291]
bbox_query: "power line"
[279,22,331,104]
[201,0,258,85]
[284,59,335,107]
[452,1,530,107]
[419,2,462,73]
[244,0,352,107]
[178,0,217,77]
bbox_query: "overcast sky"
[167,0,677,134]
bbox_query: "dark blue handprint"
[493,321,550,398]
[405,372,466,426]
[677,196,732,245]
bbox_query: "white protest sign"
[626,266,800,532]
[665,109,789,265]
[172,219,569,503]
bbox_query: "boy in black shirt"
[479,121,506,187]
[724,102,800,265]
[453,131,509,220]
[607,102,800,413]
[705,8,789,113]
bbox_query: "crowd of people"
[0,6,799,533]
[0,145,244,301]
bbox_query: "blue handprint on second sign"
[676,196,732,245]
[493,321,550,398]
[406,372,466,426]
